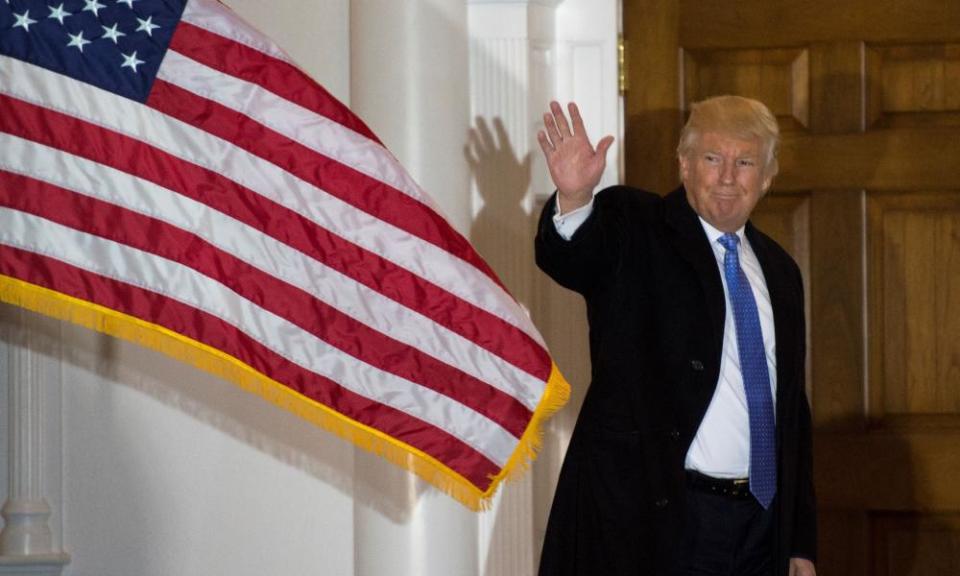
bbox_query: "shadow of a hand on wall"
[466,116,533,301]
[465,115,544,574]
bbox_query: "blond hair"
[677,95,780,179]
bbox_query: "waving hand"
[537,101,614,213]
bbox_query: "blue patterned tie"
[718,233,776,509]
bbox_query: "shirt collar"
[698,217,746,247]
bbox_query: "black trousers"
[679,476,776,576]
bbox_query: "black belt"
[686,470,752,499]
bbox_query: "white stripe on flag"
[158,49,439,210]
[0,207,518,466]
[0,54,544,349]
[0,132,545,408]
[180,0,292,63]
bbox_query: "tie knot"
[718,233,740,252]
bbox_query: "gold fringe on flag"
[0,274,570,511]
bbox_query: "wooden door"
[623,2,960,574]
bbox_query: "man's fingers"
[551,100,573,138]
[543,111,562,147]
[543,101,602,159]
[595,135,615,157]
[537,130,554,155]
[568,102,587,139]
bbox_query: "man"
[534,96,816,576]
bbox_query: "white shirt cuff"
[552,196,595,240]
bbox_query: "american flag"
[0,0,568,509]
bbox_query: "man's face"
[680,131,772,233]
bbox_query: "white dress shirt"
[552,196,777,479]
[552,196,595,240]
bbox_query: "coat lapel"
[663,188,726,356]
[745,223,798,427]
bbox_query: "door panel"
[624,1,960,573]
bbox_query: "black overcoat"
[536,186,816,576]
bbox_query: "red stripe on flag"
[0,243,501,488]
[0,93,551,381]
[147,78,506,297]
[170,21,381,145]
[0,169,533,439]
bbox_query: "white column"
[467,1,622,571]
[466,0,559,308]
[349,2,478,575]
[467,2,559,573]
[554,0,622,189]
[0,307,69,576]
[350,0,472,234]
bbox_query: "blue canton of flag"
[0,0,185,101]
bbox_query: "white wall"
[0,1,620,575]
[555,0,622,189]
[59,327,355,576]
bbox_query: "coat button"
[654,498,670,509]
[690,359,704,371]
[669,429,680,441]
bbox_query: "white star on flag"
[48,4,72,25]
[120,50,144,72]
[116,0,137,8]
[135,16,160,36]
[101,23,126,44]
[82,0,107,17]
[13,10,38,32]
[67,31,92,52]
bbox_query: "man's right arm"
[534,100,615,294]
[535,191,602,295]
[552,196,594,240]
[536,185,656,296]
